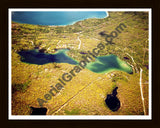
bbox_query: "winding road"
[78,36,81,49]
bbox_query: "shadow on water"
[18,49,78,65]
[105,87,120,112]
[30,107,47,115]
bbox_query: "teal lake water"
[86,55,133,74]
[18,49,133,74]
[12,11,107,25]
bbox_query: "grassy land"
[11,12,149,115]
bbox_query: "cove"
[18,49,133,74]
[12,11,107,26]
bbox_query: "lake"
[12,11,107,26]
[18,49,133,74]
[18,49,78,65]
[86,55,133,74]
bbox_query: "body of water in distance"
[12,11,107,26]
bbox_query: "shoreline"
[12,11,109,27]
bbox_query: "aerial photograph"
[9,9,151,118]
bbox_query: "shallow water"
[12,11,107,25]
[18,49,133,74]
[86,54,133,74]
